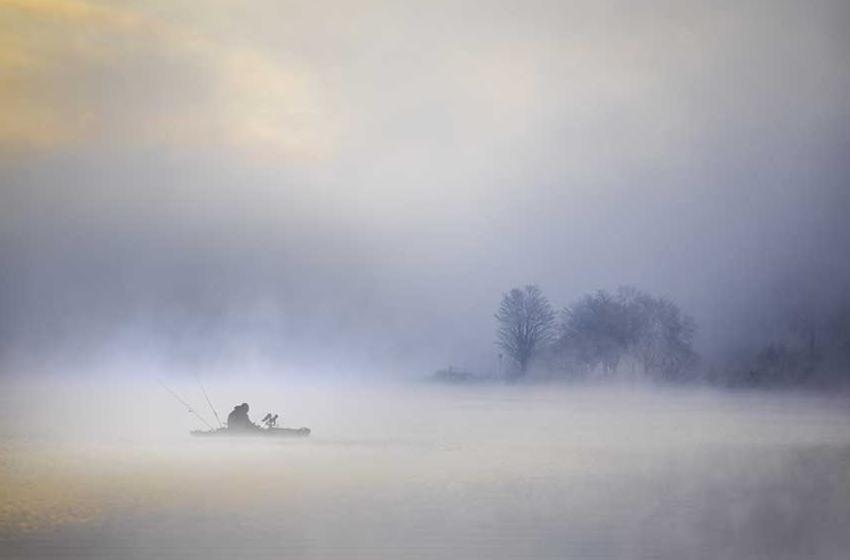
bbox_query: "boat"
[191,426,311,438]
[158,379,309,439]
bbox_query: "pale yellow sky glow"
[0,0,335,160]
[0,0,708,166]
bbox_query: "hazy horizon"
[2,0,849,379]
[4,3,850,558]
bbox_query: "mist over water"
[2,378,850,559]
[2,0,850,558]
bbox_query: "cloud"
[0,0,336,161]
[0,0,848,373]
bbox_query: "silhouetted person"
[227,402,258,431]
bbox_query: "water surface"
[2,382,849,559]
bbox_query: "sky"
[1,0,849,377]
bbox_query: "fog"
[1,0,849,374]
[2,379,850,559]
[2,1,850,557]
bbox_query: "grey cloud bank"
[1,0,849,377]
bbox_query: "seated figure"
[227,402,258,431]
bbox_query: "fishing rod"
[193,373,223,429]
[157,379,215,430]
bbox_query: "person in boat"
[227,402,260,431]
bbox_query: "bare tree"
[496,285,555,379]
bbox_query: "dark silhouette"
[261,413,278,428]
[192,404,310,438]
[227,402,259,431]
[495,285,555,379]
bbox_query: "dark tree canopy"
[555,287,696,380]
[558,290,634,375]
[495,285,555,379]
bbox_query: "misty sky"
[1,0,849,376]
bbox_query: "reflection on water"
[1,381,850,559]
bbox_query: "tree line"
[496,285,696,381]
[708,305,850,388]
[495,285,850,387]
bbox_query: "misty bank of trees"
[492,286,850,388]
[496,286,696,382]
[708,306,850,388]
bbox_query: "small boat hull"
[191,427,311,438]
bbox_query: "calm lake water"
[2,380,849,559]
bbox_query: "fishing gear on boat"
[261,413,278,428]
[157,379,215,430]
[157,381,311,438]
[194,373,223,428]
